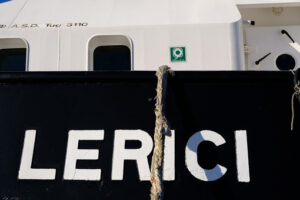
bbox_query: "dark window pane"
[0,48,26,72]
[93,45,131,71]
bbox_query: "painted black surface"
[0,71,299,200]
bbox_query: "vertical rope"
[150,65,172,200]
[291,80,300,131]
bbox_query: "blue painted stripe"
[0,0,11,4]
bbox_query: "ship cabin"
[1,0,300,72]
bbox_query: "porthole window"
[88,35,132,71]
[0,38,28,72]
[276,54,296,70]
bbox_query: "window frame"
[88,35,133,71]
[0,38,29,71]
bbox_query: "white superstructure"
[0,0,300,71]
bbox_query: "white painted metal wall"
[0,0,244,71]
[2,0,300,71]
[237,2,300,70]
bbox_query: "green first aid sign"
[170,47,186,62]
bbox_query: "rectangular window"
[0,38,28,72]
[93,45,131,71]
[0,48,26,71]
[88,35,132,71]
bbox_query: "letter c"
[185,130,227,181]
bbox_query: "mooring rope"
[150,65,172,200]
[291,77,300,131]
